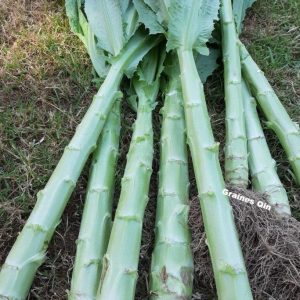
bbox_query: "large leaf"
[85,0,124,56]
[167,0,220,54]
[134,45,165,105]
[113,29,163,78]
[134,0,219,54]
[65,0,83,36]
[137,44,165,85]
[66,0,108,77]
[145,0,169,26]
[123,3,140,40]
[120,0,130,14]
[133,0,165,34]
[233,0,257,34]
[84,25,109,77]
[195,47,220,83]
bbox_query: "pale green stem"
[0,33,159,300]
[0,63,123,300]
[69,101,121,300]
[150,75,193,299]
[221,0,248,187]
[177,48,253,300]
[240,41,300,186]
[96,94,155,300]
[242,80,291,216]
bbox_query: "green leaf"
[85,26,109,78]
[65,0,108,77]
[167,0,220,54]
[233,0,257,34]
[163,51,180,78]
[195,47,220,83]
[133,0,165,34]
[117,29,163,78]
[128,94,138,112]
[144,0,169,26]
[65,0,83,36]
[144,0,160,11]
[123,80,138,112]
[85,0,124,56]
[137,46,164,84]
[120,0,130,14]
[194,0,220,54]
[134,45,165,102]
[76,7,109,77]
[123,4,140,40]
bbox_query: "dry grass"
[0,1,94,298]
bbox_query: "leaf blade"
[85,0,124,56]
[233,0,257,34]
[167,0,220,53]
[195,47,220,83]
[133,0,165,34]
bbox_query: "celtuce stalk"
[69,101,121,300]
[240,42,300,185]
[132,1,253,298]
[242,80,291,216]
[0,30,160,300]
[96,49,162,300]
[177,48,252,300]
[221,0,248,186]
[150,62,193,299]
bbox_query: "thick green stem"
[150,75,193,299]
[0,64,122,300]
[69,102,121,300]
[96,92,155,300]
[240,42,300,185]
[242,80,291,216]
[0,33,159,300]
[221,0,248,187]
[177,48,252,300]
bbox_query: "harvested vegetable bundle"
[1,0,298,299]
[220,0,248,187]
[0,1,160,298]
[69,102,121,299]
[133,1,252,299]
[150,56,193,299]
[96,47,164,300]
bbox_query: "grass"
[0,0,299,299]
[0,1,96,297]
[0,0,94,208]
